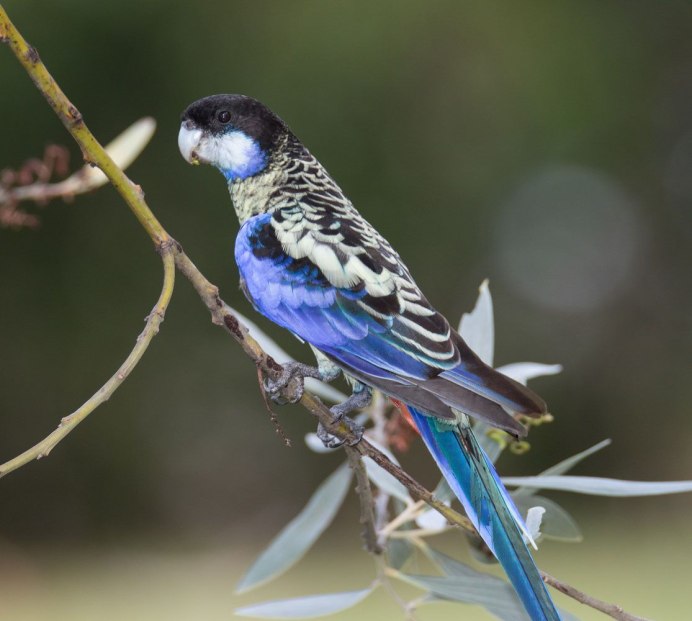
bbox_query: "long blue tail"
[407,405,561,621]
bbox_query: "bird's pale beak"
[178,120,203,165]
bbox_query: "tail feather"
[407,405,561,621]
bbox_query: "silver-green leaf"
[394,570,531,620]
[432,477,454,503]
[236,464,353,593]
[386,538,415,570]
[495,362,563,386]
[540,439,612,478]
[511,439,611,501]
[503,475,692,497]
[513,495,582,542]
[401,549,580,621]
[361,439,411,504]
[459,279,494,366]
[235,588,374,619]
[363,457,412,504]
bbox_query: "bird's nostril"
[183,119,196,130]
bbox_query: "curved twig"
[0,248,175,477]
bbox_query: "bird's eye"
[217,110,231,124]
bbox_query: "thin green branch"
[0,248,175,477]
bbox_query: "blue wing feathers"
[236,213,541,433]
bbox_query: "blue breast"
[236,214,347,343]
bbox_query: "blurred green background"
[1,1,691,619]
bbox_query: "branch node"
[207,284,220,299]
[155,237,180,256]
[67,104,83,128]
[222,314,244,339]
[264,354,282,373]
[144,307,166,324]
[24,44,39,64]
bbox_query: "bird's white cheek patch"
[213,131,267,180]
[178,124,203,163]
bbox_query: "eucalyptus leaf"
[365,437,402,465]
[415,502,450,532]
[503,475,692,497]
[235,588,374,619]
[459,279,494,366]
[513,495,582,542]
[387,538,415,570]
[425,547,493,579]
[236,465,353,593]
[398,551,580,621]
[363,456,412,504]
[512,439,612,500]
[304,433,338,454]
[495,362,563,386]
[540,439,612,478]
[416,591,580,621]
[359,438,411,503]
[394,570,530,620]
[66,117,157,192]
[432,477,455,503]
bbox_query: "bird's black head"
[178,94,289,181]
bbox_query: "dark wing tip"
[421,376,529,437]
[451,330,549,418]
[498,371,548,418]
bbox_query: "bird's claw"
[263,362,319,405]
[315,386,371,448]
[317,412,365,449]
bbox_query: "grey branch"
[346,449,383,555]
[542,572,651,621]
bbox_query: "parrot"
[177,94,561,620]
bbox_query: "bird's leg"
[317,383,371,449]
[264,349,342,405]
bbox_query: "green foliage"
[236,465,353,593]
[236,589,375,620]
[236,285,692,619]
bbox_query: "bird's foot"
[316,387,372,448]
[263,362,322,405]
